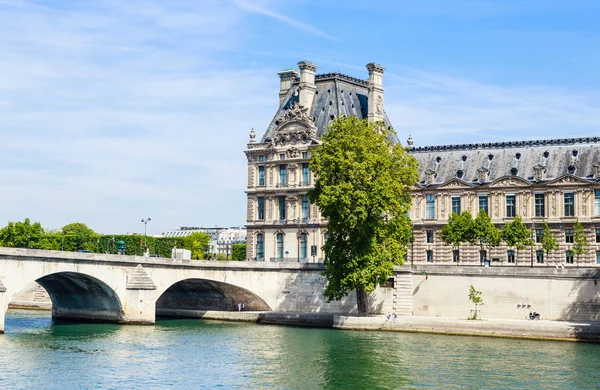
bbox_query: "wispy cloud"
[233,0,338,41]
[384,69,600,145]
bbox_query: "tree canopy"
[0,218,45,248]
[541,220,558,263]
[440,211,476,249]
[572,218,589,264]
[308,116,419,314]
[501,215,532,264]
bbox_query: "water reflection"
[2,310,600,389]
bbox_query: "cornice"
[409,137,600,153]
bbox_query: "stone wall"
[400,265,600,321]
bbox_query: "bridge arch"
[156,278,272,316]
[35,272,124,322]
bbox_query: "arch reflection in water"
[156,278,271,317]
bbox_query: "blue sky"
[1,0,599,234]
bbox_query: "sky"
[0,0,599,234]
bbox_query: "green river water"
[1,309,600,389]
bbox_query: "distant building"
[161,226,247,258]
[245,60,600,265]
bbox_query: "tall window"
[257,197,265,220]
[299,233,307,259]
[278,196,286,221]
[426,230,434,243]
[279,165,287,187]
[536,229,543,244]
[597,250,600,265]
[479,195,488,214]
[534,193,545,217]
[565,250,574,264]
[301,195,309,220]
[565,228,574,243]
[258,166,265,186]
[301,151,308,159]
[564,192,574,217]
[256,234,264,260]
[453,249,460,263]
[302,163,309,185]
[452,196,461,214]
[276,233,284,259]
[536,250,544,263]
[595,190,600,216]
[596,228,600,243]
[258,155,265,162]
[507,250,515,263]
[426,250,433,263]
[426,194,435,219]
[506,195,516,218]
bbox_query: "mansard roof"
[410,137,600,187]
[260,72,397,143]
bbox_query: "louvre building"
[245,61,600,266]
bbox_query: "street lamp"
[141,217,151,254]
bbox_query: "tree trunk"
[356,285,369,316]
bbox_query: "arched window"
[256,234,264,260]
[276,233,284,259]
[299,233,307,260]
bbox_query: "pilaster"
[123,265,156,325]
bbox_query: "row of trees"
[440,211,589,264]
[0,219,219,260]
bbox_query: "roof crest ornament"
[410,137,600,153]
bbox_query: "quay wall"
[404,265,600,321]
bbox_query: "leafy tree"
[501,215,533,265]
[572,219,589,266]
[0,218,45,248]
[185,232,210,260]
[440,211,475,260]
[308,116,419,315]
[472,210,501,261]
[61,222,100,252]
[231,244,247,261]
[468,284,484,320]
[541,220,558,265]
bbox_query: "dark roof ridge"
[314,72,368,86]
[410,137,600,153]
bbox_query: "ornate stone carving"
[533,164,546,182]
[287,148,300,159]
[376,95,383,115]
[518,191,532,217]
[249,128,256,144]
[267,196,273,220]
[477,167,490,184]
[580,189,592,216]
[425,169,437,186]
[594,163,600,180]
[548,174,589,186]
[279,102,313,124]
[490,177,530,188]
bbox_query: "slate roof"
[260,72,398,143]
[409,137,600,186]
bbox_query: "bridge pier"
[122,264,158,324]
[0,282,7,333]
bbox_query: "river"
[1,309,600,389]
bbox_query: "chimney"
[366,63,385,123]
[297,61,318,112]
[277,69,299,106]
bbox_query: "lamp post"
[141,217,151,254]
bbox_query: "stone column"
[297,61,317,112]
[366,63,385,123]
[123,265,157,325]
[278,69,299,105]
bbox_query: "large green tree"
[501,215,532,266]
[185,232,211,260]
[440,211,475,261]
[0,218,45,248]
[231,244,247,261]
[541,220,558,265]
[308,116,419,315]
[572,219,589,266]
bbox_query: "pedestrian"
[392,313,397,323]
[237,303,242,311]
[386,312,391,320]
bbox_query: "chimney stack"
[366,63,385,123]
[297,61,318,112]
[277,69,299,106]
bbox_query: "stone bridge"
[0,248,394,333]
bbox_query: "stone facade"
[245,60,600,266]
[245,61,392,262]
[409,139,600,266]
